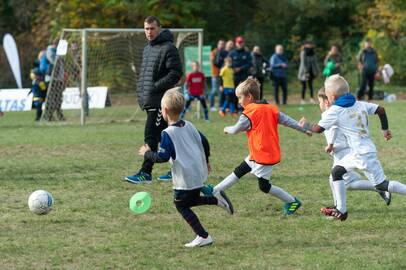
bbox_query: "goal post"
[42,28,203,125]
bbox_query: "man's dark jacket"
[137,29,183,109]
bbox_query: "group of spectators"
[30,39,65,121]
[208,38,380,108]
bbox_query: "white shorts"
[335,152,386,186]
[245,157,273,180]
[329,171,362,186]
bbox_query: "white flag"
[3,34,22,89]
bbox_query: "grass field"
[1,100,406,270]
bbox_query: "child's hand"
[298,117,307,128]
[219,86,224,92]
[325,144,334,153]
[138,144,151,156]
[383,129,392,141]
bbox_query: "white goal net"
[42,28,203,125]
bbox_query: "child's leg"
[197,96,209,120]
[228,90,236,113]
[345,171,376,190]
[174,189,216,238]
[331,165,347,214]
[257,177,295,203]
[328,175,337,206]
[181,96,194,118]
[213,159,252,194]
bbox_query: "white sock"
[329,176,337,206]
[346,180,375,191]
[269,185,295,203]
[332,180,346,213]
[213,173,239,194]
[388,181,406,195]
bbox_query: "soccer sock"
[213,173,239,194]
[269,185,295,203]
[176,206,208,238]
[346,180,375,190]
[329,176,337,206]
[333,180,346,213]
[388,181,406,195]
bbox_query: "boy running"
[301,74,406,221]
[315,87,391,210]
[139,88,233,247]
[213,78,311,215]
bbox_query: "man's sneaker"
[378,190,391,206]
[184,235,213,247]
[283,197,302,215]
[210,107,217,112]
[320,205,336,216]
[214,191,234,215]
[124,171,152,184]
[326,208,348,221]
[157,171,172,182]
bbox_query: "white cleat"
[184,235,213,247]
[214,191,234,215]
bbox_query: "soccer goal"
[42,28,203,125]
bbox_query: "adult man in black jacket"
[125,16,182,184]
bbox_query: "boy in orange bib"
[213,78,312,215]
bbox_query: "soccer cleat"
[201,184,214,196]
[157,171,172,182]
[378,190,391,206]
[283,197,302,215]
[124,171,152,184]
[218,111,226,117]
[214,191,234,215]
[325,208,348,221]
[184,235,213,247]
[320,205,336,216]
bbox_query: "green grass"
[1,101,406,269]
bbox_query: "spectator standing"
[357,40,379,100]
[298,41,319,104]
[125,16,182,184]
[323,45,342,77]
[251,46,268,99]
[270,45,288,105]
[229,36,252,111]
[209,40,225,111]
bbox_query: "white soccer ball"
[28,190,53,215]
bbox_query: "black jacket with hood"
[137,29,183,109]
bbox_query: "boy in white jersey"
[301,74,406,221]
[315,87,391,213]
[138,88,233,247]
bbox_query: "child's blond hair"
[161,87,185,116]
[235,77,261,100]
[324,74,349,97]
[317,87,328,100]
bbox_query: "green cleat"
[283,197,302,215]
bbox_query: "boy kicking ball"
[213,78,311,215]
[314,87,391,213]
[138,87,233,247]
[301,74,406,221]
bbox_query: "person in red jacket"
[181,61,209,121]
[212,78,312,215]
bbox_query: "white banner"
[3,34,22,89]
[61,86,108,109]
[0,89,33,111]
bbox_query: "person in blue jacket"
[270,45,289,105]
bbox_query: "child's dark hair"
[318,87,328,100]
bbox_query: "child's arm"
[139,132,175,163]
[198,131,211,172]
[375,106,392,140]
[224,114,251,134]
[279,112,312,136]
[299,117,325,134]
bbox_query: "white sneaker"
[214,191,234,215]
[184,235,213,247]
[300,99,306,105]
[309,98,316,104]
[210,107,217,112]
